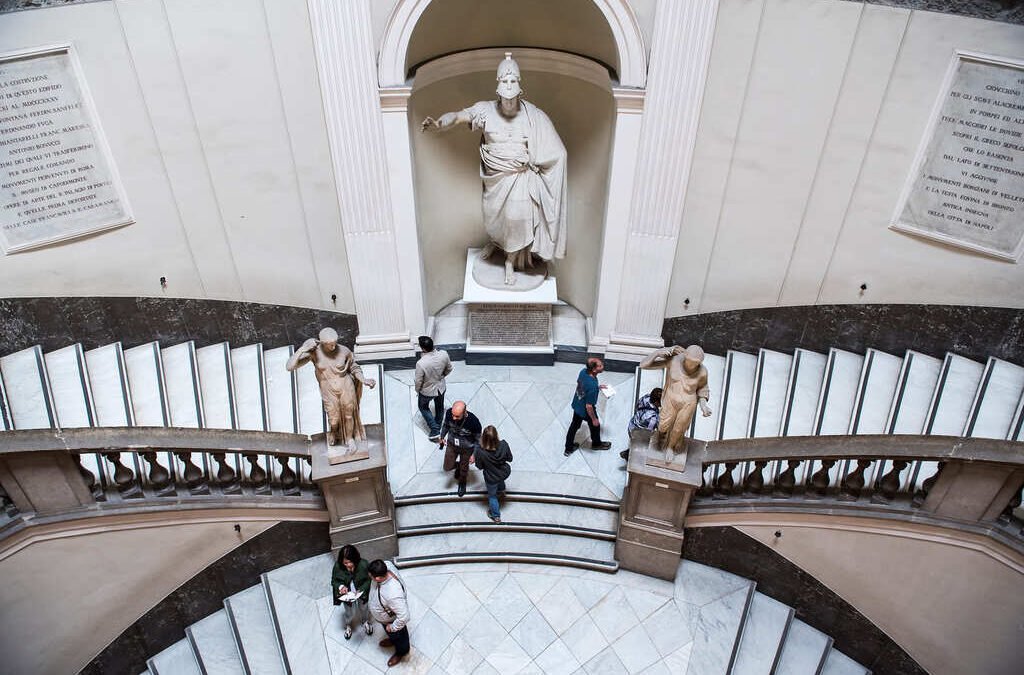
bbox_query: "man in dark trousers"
[564,357,612,456]
[439,400,482,496]
[414,335,452,441]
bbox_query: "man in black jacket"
[439,400,482,497]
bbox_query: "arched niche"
[379,0,647,88]
[408,48,615,317]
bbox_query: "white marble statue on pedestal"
[421,53,568,288]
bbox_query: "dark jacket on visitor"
[331,557,371,606]
[473,440,513,485]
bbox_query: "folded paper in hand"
[339,590,363,602]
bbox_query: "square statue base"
[325,439,370,465]
[462,248,557,365]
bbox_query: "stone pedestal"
[615,432,704,581]
[462,248,558,365]
[311,424,398,560]
[0,451,95,515]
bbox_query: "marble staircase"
[139,555,872,675]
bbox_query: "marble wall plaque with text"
[0,45,131,253]
[893,52,1024,261]
[469,303,551,347]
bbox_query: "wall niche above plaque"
[0,44,133,254]
[892,51,1024,262]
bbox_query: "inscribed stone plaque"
[469,303,551,347]
[0,45,132,254]
[892,52,1024,262]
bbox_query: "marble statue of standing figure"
[639,345,713,464]
[421,52,568,286]
[286,328,376,450]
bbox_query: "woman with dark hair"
[473,425,513,523]
[330,544,372,639]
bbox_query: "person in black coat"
[473,425,513,523]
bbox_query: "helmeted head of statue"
[495,52,522,100]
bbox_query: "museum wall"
[0,0,356,313]
[668,0,1024,317]
[410,70,614,316]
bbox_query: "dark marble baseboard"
[683,525,926,675]
[663,304,1024,366]
[79,520,331,675]
[0,297,357,355]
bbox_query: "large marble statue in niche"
[422,53,568,288]
[639,345,713,466]
[286,328,376,451]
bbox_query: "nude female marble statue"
[639,345,713,464]
[421,53,568,285]
[286,328,376,450]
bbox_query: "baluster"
[697,464,713,498]
[871,460,908,504]
[742,460,768,497]
[712,462,738,499]
[809,459,836,498]
[303,456,319,495]
[839,459,872,501]
[74,453,104,501]
[912,462,944,508]
[141,451,175,496]
[997,485,1022,525]
[175,451,210,496]
[774,460,802,498]
[244,453,271,495]
[103,452,143,498]
[279,457,300,496]
[213,453,242,495]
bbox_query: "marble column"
[590,88,645,353]
[307,0,414,360]
[602,0,720,362]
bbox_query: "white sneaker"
[363,621,373,635]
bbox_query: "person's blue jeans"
[486,480,506,518]
[417,392,444,436]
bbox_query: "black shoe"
[457,482,466,497]
[564,447,576,457]
[592,441,612,450]
[619,449,630,460]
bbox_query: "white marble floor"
[384,361,640,499]
[293,557,752,675]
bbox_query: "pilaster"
[307,0,414,360]
[603,0,719,362]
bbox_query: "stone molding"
[411,47,613,92]
[376,0,647,87]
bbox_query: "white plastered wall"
[410,71,614,316]
[669,0,1024,316]
[0,0,356,312]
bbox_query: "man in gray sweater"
[414,335,453,441]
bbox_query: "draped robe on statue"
[465,100,567,264]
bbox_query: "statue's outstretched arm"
[421,109,472,132]
[639,346,679,369]
[285,338,317,371]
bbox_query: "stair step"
[821,648,871,675]
[1010,389,1024,442]
[396,531,617,571]
[925,354,985,436]
[147,638,201,675]
[263,554,336,675]
[0,345,55,429]
[359,363,385,426]
[694,353,726,441]
[775,619,832,675]
[731,592,793,675]
[185,609,244,675]
[814,349,863,435]
[161,342,203,429]
[224,585,287,675]
[396,499,617,538]
[231,344,269,432]
[965,357,1024,439]
[262,346,297,434]
[0,368,9,430]
[719,351,757,440]
[295,356,324,435]
[43,344,95,429]
[84,342,134,427]
[749,349,793,438]
[123,341,169,427]
[780,349,827,437]
[394,469,619,503]
[676,560,755,674]
[886,350,941,434]
[197,343,237,430]
[849,349,902,435]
